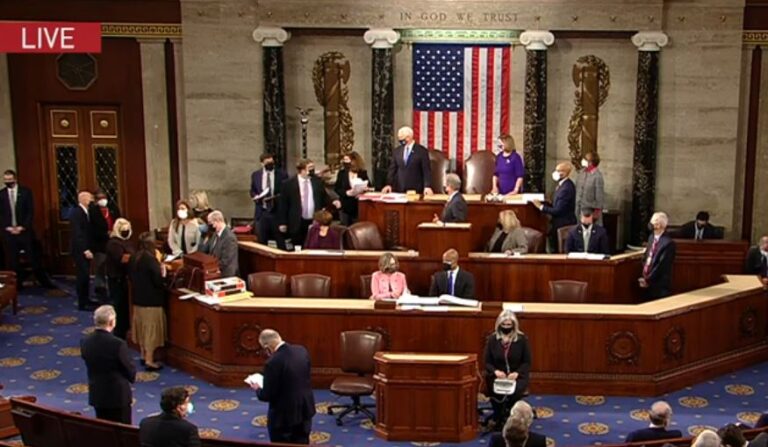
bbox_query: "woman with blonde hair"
[104,218,135,339]
[484,309,531,429]
[486,210,529,254]
[491,134,525,195]
[130,232,167,371]
[189,190,213,223]
[370,252,409,300]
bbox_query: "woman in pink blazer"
[370,252,409,300]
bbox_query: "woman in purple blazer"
[491,134,525,195]
[303,210,340,250]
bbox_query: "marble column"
[629,32,668,246]
[520,31,554,193]
[0,54,15,170]
[253,26,290,169]
[364,28,399,189]
[170,38,189,200]
[138,38,173,230]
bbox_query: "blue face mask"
[199,223,209,234]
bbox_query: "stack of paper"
[244,373,264,388]
[349,178,369,196]
[566,252,610,260]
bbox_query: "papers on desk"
[400,305,451,312]
[194,291,254,306]
[300,249,344,256]
[396,294,479,308]
[164,253,182,263]
[359,192,408,203]
[566,252,610,260]
[244,373,264,388]
[504,193,545,205]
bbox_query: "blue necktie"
[404,147,411,164]
[448,271,454,296]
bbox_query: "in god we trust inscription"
[399,11,519,24]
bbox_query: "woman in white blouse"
[167,200,201,257]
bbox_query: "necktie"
[301,179,311,219]
[448,270,454,296]
[643,238,659,278]
[696,227,703,240]
[210,234,219,252]
[582,226,590,253]
[9,188,16,227]
[404,146,411,164]
[761,254,768,277]
[264,171,272,210]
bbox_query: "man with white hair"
[381,126,433,195]
[490,400,547,447]
[204,209,239,277]
[70,190,100,310]
[80,305,136,424]
[638,212,677,300]
[692,429,721,447]
[625,400,682,443]
[432,173,468,223]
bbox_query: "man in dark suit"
[745,235,768,286]
[490,401,546,447]
[250,153,287,249]
[429,248,475,298]
[638,212,677,300]
[564,207,610,255]
[0,169,54,288]
[204,210,239,277]
[719,423,768,447]
[139,386,201,447]
[625,401,682,443]
[71,190,100,310]
[80,304,136,424]
[250,329,316,444]
[381,126,434,195]
[679,211,722,240]
[278,159,340,248]
[533,162,577,253]
[90,188,121,300]
[432,173,468,224]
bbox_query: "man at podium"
[429,248,475,298]
[432,173,468,224]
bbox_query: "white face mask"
[97,199,108,207]
[186,401,195,415]
[177,209,189,220]
[581,158,589,168]
[551,171,561,182]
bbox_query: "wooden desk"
[239,242,644,303]
[358,196,547,251]
[671,239,750,294]
[417,223,472,258]
[165,275,768,396]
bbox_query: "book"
[396,294,479,308]
[566,252,610,260]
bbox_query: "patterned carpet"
[1,280,766,446]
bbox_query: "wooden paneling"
[671,239,750,293]
[0,0,180,23]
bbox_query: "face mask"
[398,139,406,146]
[185,401,195,416]
[4,182,15,189]
[199,223,209,234]
[97,198,108,207]
[647,223,655,232]
[551,171,561,182]
[177,209,189,220]
[443,187,449,194]
[120,230,131,239]
[443,262,452,271]
[264,162,275,171]
[499,326,514,335]
[342,161,351,169]
[308,168,316,177]
[581,159,589,168]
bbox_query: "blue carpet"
[1,280,767,446]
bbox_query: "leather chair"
[327,330,383,425]
[428,149,449,193]
[345,222,385,250]
[521,227,545,254]
[290,274,331,298]
[557,224,577,254]
[464,150,496,194]
[360,274,372,299]
[548,280,588,303]
[0,271,18,316]
[247,272,287,297]
[330,224,348,250]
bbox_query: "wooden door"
[42,105,125,271]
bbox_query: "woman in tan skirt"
[130,232,168,371]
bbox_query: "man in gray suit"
[205,210,239,277]
[433,173,468,224]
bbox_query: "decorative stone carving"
[194,317,213,351]
[523,48,548,193]
[364,28,400,49]
[233,323,263,357]
[606,331,640,365]
[312,52,354,167]
[252,26,291,47]
[663,326,685,360]
[740,307,758,338]
[384,210,400,247]
[568,55,610,168]
[519,31,555,51]
[631,32,669,52]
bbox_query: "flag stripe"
[449,112,458,162]
[477,47,487,153]
[486,47,496,152]
[442,112,450,156]
[463,49,473,165]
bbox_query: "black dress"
[105,237,135,339]
[484,333,531,427]
[334,169,369,225]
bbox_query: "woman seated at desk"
[485,309,531,430]
[370,252,409,300]
[304,210,341,250]
[486,210,528,254]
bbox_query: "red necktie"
[643,238,659,278]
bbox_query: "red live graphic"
[0,22,102,53]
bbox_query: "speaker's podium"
[373,352,478,442]
[416,222,473,259]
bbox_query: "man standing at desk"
[533,162,576,253]
[204,210,239,277]
[433,173,468,224]
[638,212,676,299]
[251,153,287,249]
[429,248,475,298]
[251,329,316,444]
[381,126,433,195]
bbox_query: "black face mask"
[342,162,351,169]
[443,262,452,271]
[647,223,655,232]
[120,230,131,239]
[264,163,275,171]
[499,326,514,335]
[4,182,16,189]
[496,222,503,230]
[308,169,316,177]
[398,139,406,146]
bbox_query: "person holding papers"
[532,162,577,253]
[249,329,316,444]
[167,200,202,258]
[130,232,168,371]
[484,310,531,430]
[334,151,370,225]
[432,173,468,224]
[370,252,409,300]
[304,210,341,250]
[429,248,475,298]
[564,207,610,255]
[251,153,288,248]
[486,210,528,254]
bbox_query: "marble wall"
[753,52,768,240]
[0,54,16,171]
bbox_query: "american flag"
[412,43,511,169]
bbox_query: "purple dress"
[494,151,525,194]
[304,224,341,249]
